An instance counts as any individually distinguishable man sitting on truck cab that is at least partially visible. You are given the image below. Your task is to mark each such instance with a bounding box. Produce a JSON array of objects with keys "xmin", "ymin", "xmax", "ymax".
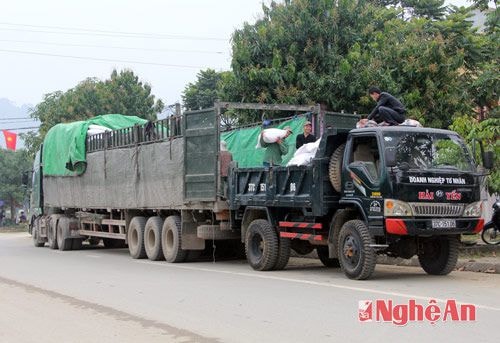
[
  {"xmin": 367, "ymin": 87, "xmax": 406, "ymax": 125},
  {"xmin": 261, "ymin": 122, "xmax": 292, "ymax": 167}
]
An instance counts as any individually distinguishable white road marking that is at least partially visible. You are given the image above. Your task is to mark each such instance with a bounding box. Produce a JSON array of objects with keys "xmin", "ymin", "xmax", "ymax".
[
  {"xmin": 85, "ymin": 254, "xmax": 102, "ymax": 258},
  {"xmin": 134, "ymin": 260, "xmax": 500, "ymax": 312}
]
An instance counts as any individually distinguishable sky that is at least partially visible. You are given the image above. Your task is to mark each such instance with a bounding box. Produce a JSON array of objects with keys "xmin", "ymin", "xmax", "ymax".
[{"xmin": 0, "ymin": 0, "xmax": 477, "ymax": 109}]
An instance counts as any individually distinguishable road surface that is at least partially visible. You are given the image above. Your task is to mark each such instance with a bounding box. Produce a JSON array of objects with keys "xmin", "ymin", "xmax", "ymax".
[{"xmin": 1, "ymin": 231, "xmax": 499, "ymax": 343}]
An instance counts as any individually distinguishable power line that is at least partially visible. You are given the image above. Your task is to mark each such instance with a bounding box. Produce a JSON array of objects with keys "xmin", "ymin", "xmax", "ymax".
[
  {"xmin": 0, "ymin": 49, "xmax": 214, "ymax": 69},
  {"xmin": 0, "ymin": 24, "xmax": 227, "ymax": 41},
  {"xmin": 1, "ymin": 126, "xmax": 39, "ymax": 131},
  {"xmin": 0, "ymin": 39, "xmax": 224, "ymax": 54},
  {"xmin": 0, "ymin": 120, "xmax": 37, "ymax": 124},
  {"xmin": 0, "ymin": 117, "xmax": 32, "ymax": 120}
]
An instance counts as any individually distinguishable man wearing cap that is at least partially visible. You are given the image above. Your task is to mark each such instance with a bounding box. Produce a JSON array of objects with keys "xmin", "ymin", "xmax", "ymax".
[
  {"xmin": 296, "ymin": 121, "xmax": 316, "ymax": 149},
  {"xmin": 260, "ymin": 124, "xmax": 292, "ymax": 167}
]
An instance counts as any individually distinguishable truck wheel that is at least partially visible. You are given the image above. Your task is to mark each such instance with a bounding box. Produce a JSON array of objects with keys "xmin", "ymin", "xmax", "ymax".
[
  {"xmin": 144, "ymin": 216, "xmax": 165, "ymax": 261},
  {"xmin": 338, "ymin": 220, "xmax": 376, "ymax": 280},
  {"xmin": 32, "ymin": 223, "xmax": 44, "ymax": 248},
  {"xmin": 329, "ymin": 143, "xmax": 345, "ymax": 193},
  {"xmin": 57, "ymin": 221, "xmax": 72, "ymax": 251},
  {"xmin": 245, "ymin": 219, "xmax": 279, "ymax": 271},
  {"xmin": 47, "ymin": 219, "xmax": 58, "ymax": 250},
  {"xmin": 128, "ymin": 216, "xmax": 147, "ymax": 259},
  {"xmin": 197, "ymin": 225, "xmax": 240, "ymax": 240},
  {"xmin": 316, "ymin": 246, "xmax": 340, "ymax": 268},
  {"xmin": 418, "ymin": 236, "xmax": 459, "ymax": 275},
  {"xmin": 162, "ymin": 215, "xmax": 187, "ymax": 263},
  {"xmin": 273, "ymin": 237, "xmax": 291, "ymax": 270}
]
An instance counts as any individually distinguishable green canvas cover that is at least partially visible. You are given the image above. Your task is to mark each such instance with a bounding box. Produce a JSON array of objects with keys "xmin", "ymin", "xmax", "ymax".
[
  {"xmin": 42, "ymin": 114, "xmax": 147, "ymax": 176},
  {"xmin": 221, "ymin": 117, "xmax": 306, "ymax": 168}
]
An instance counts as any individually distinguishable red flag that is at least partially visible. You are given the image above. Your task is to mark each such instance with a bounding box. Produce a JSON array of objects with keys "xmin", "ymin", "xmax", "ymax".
[{"xmin": 2, "ymin": 130, "xmax": 17, "ymax": 151}]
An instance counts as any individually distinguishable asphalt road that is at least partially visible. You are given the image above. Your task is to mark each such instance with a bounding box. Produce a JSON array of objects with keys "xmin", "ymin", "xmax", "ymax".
[{"xmin": 1, "ymin": 231, "xmax": 499, "ymax": 343}]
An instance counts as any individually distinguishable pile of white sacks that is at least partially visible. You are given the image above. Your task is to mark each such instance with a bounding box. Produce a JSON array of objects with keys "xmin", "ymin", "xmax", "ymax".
[{"xmin": 286, "ymin": 139, "xmax": 321, "ymax": 167}]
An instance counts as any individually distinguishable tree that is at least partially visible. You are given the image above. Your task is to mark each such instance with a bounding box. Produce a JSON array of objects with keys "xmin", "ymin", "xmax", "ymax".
[
  {"xmin": 23, "ymin": 69, "xmax": 164, "ymax": 156},
  {"xmin": 182, "ymin": 69, "xmax": 226, "ymax": 110},
  {"xmin": 0, "ymin": 149, "xmax": 31, "ymax": 221}
]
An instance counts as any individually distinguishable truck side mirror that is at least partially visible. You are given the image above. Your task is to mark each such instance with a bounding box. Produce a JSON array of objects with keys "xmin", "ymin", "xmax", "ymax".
[
  {"xmin": 21, "ymin": 171, "xmax": 29, "ymax": 186},
  {"xmin": 483, "ymin": 151, "xmax": 494, "ymax": 169},
  {"xmin": 385, "ymin": 148, "xmax": 397, "ymax": 167}
]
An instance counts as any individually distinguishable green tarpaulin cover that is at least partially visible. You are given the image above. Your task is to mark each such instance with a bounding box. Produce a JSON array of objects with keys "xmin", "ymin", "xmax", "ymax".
[
  {"xmin": 221, "ymin": 117, "xmax": 307, "ymax": 168},
  {"xmin": 42, "ymin": 114, "xmax": 147, "ymax": 176}
]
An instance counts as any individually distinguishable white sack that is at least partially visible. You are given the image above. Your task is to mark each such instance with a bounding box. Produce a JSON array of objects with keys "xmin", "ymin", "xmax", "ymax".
[{"xmin": 255, "ymin": 128, "xmax": 289, "ymax": 148}]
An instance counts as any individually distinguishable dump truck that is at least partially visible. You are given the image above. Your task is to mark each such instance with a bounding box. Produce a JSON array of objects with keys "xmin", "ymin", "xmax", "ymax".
[{"xmin": 28, "ymin": 102, "xmax": 493, "ymax": 280}]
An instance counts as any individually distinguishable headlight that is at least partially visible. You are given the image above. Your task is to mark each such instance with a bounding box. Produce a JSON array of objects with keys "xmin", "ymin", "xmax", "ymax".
[
  {"xmin": 384, "ymin": 199, "xmax": 413, "ymax": 217},
  {"xmin": 463, "ymin": 201, "xmax": 482, "ymax": 217}
]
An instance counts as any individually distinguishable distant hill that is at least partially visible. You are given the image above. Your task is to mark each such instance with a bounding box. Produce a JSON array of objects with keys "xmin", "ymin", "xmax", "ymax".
[{"xmin": 0, "ymin": 98, "xmax": 37, "ymax": 150}]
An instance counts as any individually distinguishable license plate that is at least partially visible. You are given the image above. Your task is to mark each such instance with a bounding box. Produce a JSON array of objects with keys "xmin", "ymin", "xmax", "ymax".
[{"xmin": 431, "ymin": 219, "xmax": 456, "ymax": 229}]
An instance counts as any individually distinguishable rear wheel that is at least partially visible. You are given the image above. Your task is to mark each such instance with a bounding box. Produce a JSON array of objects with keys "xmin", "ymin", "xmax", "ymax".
[
  {"xmin": 144, "ymin": 216, "xmax": 164, "ymax": 261},
  {"xmin": 32, "ymin": 219, "xmax": 44, "ymax": 247},
  {"xmin": 273, "ymin": 237, "xmax": 291, "ymax": 270},
  {"xmin": 418, "ymin": 236, "xmax": 459, "ymax": 275},
  {"xmin": 128, "ymin": 216, "xmax": 147, "ymax": 259},
  {"xmin": 57, "ymin": 222, "xmax": 72, "ymax": 251},
  {"xmin": 316, "ymin": 246, "xmax": 340, "ymax": 268},
  {"xmin": 245, "ymin": 219, "xmax": 278, "ymax": 271},
  {"xmin": 481, "ymin": 226, "xmax": 500, "ymax": 245},
  {"xmin": 47, "ymin": 218, "xmax": 58, "ymax": 250},
  {"xmin": 162, "ymin": 215, "xmax": 187, "ymax": 263},
  {"xmin": 337, "ymin": 220, "xmax": 376, "ymax": 280}
]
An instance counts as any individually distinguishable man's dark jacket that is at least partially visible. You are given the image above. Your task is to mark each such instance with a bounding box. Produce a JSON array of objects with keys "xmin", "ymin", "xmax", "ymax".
[{"xmin": 368, "ymin": 92, "xmax": 406, "ymax": 120}]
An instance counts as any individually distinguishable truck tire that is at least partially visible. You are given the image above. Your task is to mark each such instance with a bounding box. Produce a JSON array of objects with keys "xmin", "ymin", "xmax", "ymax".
[
  {"xmin": 47, "ymin": 218, "xmax": 58, "ymax": 250},
  {"xmin": 57, "ymin": 220, "xmax": 72, "ymax": 251},
  {"xmin": 103, "ymin": 238, "xmax": 126, "ymax": 249},
  {"xmin": 329, "ymin": 143, "xmax": 345, "ymax": 193},
  {"xmin": 32, "ymin": 221, "xmax": 45, "ymax": 247},
  {"xmin": 316, "ymin": 246, "xmax": 340, "ymax": 268},
  {"xmin": 162, "ymin": 215, "xmax": 187, "ymax": 263},
  {"xmin": 197, "ymin": 225, "xmax": 240, "ymax": 240},
  {"xmin": 273, "ymin": 237, "xmax": 291, "ymax": 270},
  {"xmin": 418, "ymin": 236, "xmax": 459, "ymax": 275},
  {"xmin": 245, "ymin": 219, "xmax": 279, "ymax": 271},
  {"xmin": 144, "ymin": 216, "xmax": 165, "ymax": 261},
  {"xmin": 128, "ymin": 216, "xmax": 147, "ymax": 259},
  {"xmin": 337, "ymin": 220, "xmax": 376, "ymax": 280}
]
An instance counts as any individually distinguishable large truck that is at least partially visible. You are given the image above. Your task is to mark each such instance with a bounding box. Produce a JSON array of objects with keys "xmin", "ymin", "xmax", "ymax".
[{"xmin": 28, "ymin": 102, "xmax": 493, "ymax": 279}]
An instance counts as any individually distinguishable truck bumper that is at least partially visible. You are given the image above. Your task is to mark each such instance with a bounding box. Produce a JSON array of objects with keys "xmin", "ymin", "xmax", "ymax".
[{"xmin": 385, "ymin": 218, "xmax": 484, "ymax": 236}]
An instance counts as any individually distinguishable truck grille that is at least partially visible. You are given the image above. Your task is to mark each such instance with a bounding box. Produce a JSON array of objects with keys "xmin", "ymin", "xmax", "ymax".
[{"xmin": 409, "ymin": 203, "xmax": 464, "ymax": 217}]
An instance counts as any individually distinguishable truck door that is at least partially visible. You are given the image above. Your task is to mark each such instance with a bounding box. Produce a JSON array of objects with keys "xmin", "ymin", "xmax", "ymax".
[
  {"xmin": 183, "ymin": 108, "xmax": 218, "ymax": 201},
  {"xmin": 343, "ymin": 134, "xmax": 383, "ymax": 216}
]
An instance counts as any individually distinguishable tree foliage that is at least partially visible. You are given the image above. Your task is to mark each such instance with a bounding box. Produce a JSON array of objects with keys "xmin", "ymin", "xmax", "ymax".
[
  {"xmin": 182, "ymin": 69, "xmax": 228, "ymax": 110},
  {"xmin": 0, "ymin": 149, "xmax": 31, "ymax": 220},
  {"xmin": 23, "ymin": 69, "xmax": 164, "ymax": 156}
]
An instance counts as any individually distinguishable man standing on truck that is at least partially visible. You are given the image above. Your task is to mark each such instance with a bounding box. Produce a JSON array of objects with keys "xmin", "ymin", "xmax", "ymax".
[
  {"xmin": 295, "ymin": 121, "xmax": 316, "ymax": 149},
  {"xmin": 261, "ymin": 124, "xmax": 292, "ymax": 167},
  {"xmin": 367, "ymin": 87, "xmax": 406, "ymax": 125}
]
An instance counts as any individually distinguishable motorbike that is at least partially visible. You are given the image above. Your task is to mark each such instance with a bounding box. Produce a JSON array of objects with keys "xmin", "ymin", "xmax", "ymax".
[{"xmin": 481, "ymin": 200, "xmax": 500, "ymax": 245}]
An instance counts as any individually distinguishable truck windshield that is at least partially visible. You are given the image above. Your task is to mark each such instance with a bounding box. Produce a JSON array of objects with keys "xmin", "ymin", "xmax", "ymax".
[{"xmin": 383, "ymin": 131, "xmax": 475, "ymax": 172}]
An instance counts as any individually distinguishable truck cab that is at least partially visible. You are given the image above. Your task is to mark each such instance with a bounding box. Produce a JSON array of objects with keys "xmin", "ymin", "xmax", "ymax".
[{"xmin": 332, "ymin": 126, "xmax": 485, "ymax": 278}]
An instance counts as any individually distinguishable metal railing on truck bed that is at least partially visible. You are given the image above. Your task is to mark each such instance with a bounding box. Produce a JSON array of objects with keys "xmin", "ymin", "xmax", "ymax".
[{"xmin": 86, "ymin": 116, "xmax": 183, "ymax": 153}]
